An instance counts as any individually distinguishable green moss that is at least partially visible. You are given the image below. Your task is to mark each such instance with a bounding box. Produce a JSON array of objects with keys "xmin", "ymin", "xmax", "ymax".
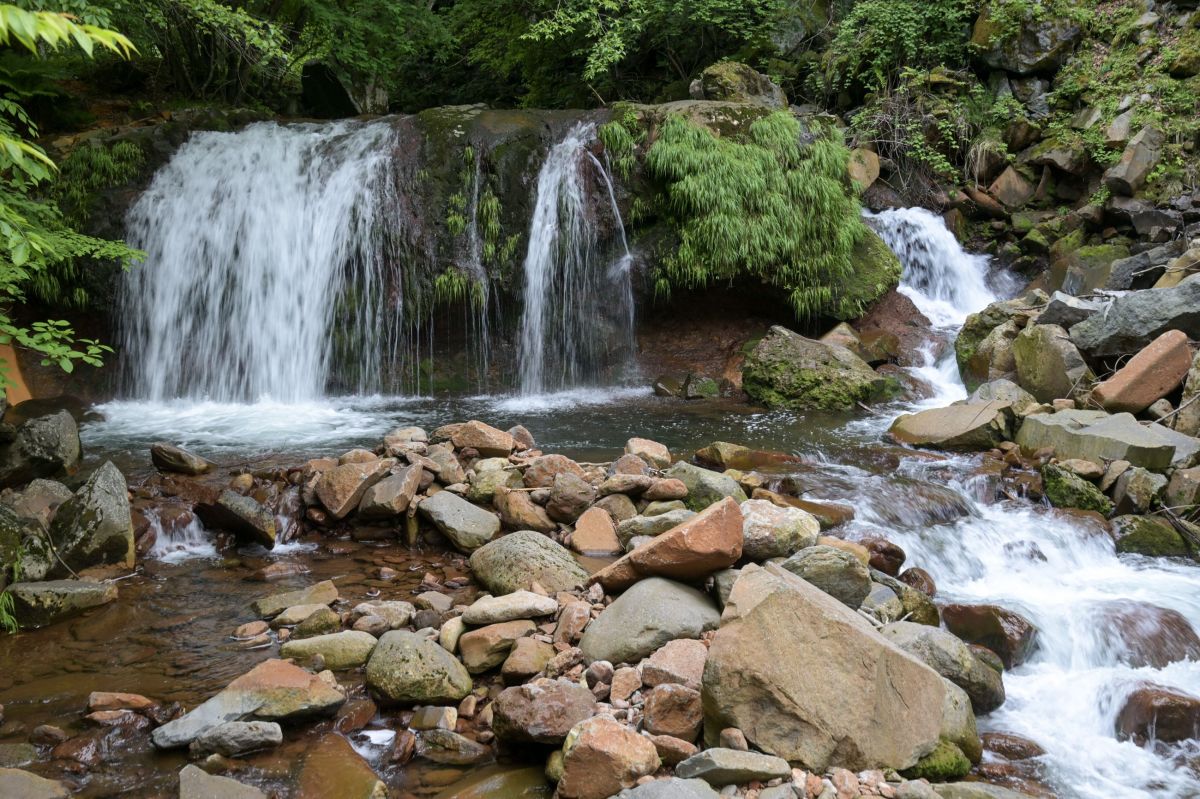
[
  {"xmin": 831, "ymin": 232, "xmax": 902, "ymax": 319},
  {"xmin": 1042, "ymin": 463, "xmax": 1113, "ymax": 515},
  {"xmin": 1112, "ymin": 515, "xmax": 1190, "ymax": 557},
  {"xmin": 901, "ymin": 738, "xmax": 972, "ymax": 782}
]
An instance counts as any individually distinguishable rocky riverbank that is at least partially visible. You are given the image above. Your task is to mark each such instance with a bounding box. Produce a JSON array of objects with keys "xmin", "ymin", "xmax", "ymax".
[{"xmin": 5, "ymin": 385, "xmax": 1198, "ymax": 798}]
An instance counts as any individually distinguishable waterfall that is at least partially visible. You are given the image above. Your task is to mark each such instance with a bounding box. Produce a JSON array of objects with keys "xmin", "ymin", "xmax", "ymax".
[
  {"xmin": 517, "ymin": 123, "xmax": 635, "ymax": 395},
  {"xmin": 119, "ymin": 120, "xmax": 405, "ymax": 402}
]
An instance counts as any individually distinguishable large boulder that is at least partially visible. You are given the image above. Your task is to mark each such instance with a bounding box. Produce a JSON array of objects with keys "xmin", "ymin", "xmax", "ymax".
[
  {"xmin": 780, "ymin": 544, "xmax": 871, "ymax": 608},
  {"xmin": 0, "ymin": 504, "xmax": 53, "ymax": 582},
  {"xmin": 195, "ymin": 489, "xmax": 276, "ymax": 548},
  {"xmin": 1041, "ymin": 463, "xmax": 1113, "ymax": 515},
  {"xmin": 739, "ymin": 499, "xmax": 819, "ymax": 561},
  {"xmin": 48, "ymin": 461, "xmax": 134, "ymax": 574},
  {"xmin": 1103, "ymin": 127, "xmax": 1165, "ymax": 196},
  {"xmin": 941, "ymin": 604, "xmax": 1038, "ymax": 669},
  {"xmin": 1090, "ymin": 600, "xmax": 1200, "ymax": 668},
  {"xmin": 468, "ymin": 530, "xmax": 588, "ymax": 595},
  {"xmin": 492, "ymin": 678, "xmax": 596, "ymax": 745},
  {"xmin": 1091, "ymin": 330, "xmax": 1192, "ymax": 414},
  {"xmin": 580, "ymin": 578, "xmax": 720, "ymax": 665},
  {"xmin": 1115, "ymin": 683, "xmax": 1200, "ymax": 743},
  {"xmin": 742, "ymin": 326, "xmax": 900, "ymax": 412},
  {"xmin": 1012, "ymin": 324, "xmax": 1093, "ymax": 402},
  {"xmin": 558, "ymin": 715, "xmax": 660, "ymax": 799},
  {"xmin": 418, "ymin": 491, "xmax": 500, "ymax": 552},
  {"xmin": 365, "ymin": 630, "xmax": 473, "ymax": 704},
  {"xmin": 7, "ymin": 579, "xmax": 117, "ymax": 628},
  {"xmin": 697, "ymin": 61, "xmax": 787, "ymax": 108},
  {"xmin": 955, "ymin": 293, "xmax": 1045, "ymax": 391},
  {"xmin": 589, "ymin": 498, "xmax": 743, "ymax": 592},
  {"xmin": 880, "ymin": 621, "xmax": 1005, "ymax": 714},
  {"xmin": 358, "ymin": 465, "xmax": 422, "ymax": 519},
  {"xmin": 0, "ymin": 411, "xmax": 80, "ymax": 489},
  {"xmin": 1070, "ymin": 279, "xmax": 1200, "ymax": 358},
  {"xmin": 1015, "ymin": 410, "xmax": 1176, "ymax": 471},
  {"xmin": 702, "ymin": 564, "xmax": 944, "ymax": 770},
  {"xmin": 888, "ymin": 402, "xmax": 1013, "ymax": 451},
  {"xmin": 280, "ymin": 630, "xmax": 377, "ymax": 670},
  {"xmin": 151, "ymin": 659, "xmax": 345, "ymax": 748},
  {"xmin": 149, "ymin": 443, "xmax": 212, "ymax": 475},
  {"xmin": 315, "ymin": 458, "xmax": 391, "ymax": 519},
  {"xmin": 971, "ymin": 4, "xmax": 1081, "ymax": 75},
  {"xmin": 1110, "ymin": 515, "xmax": 1189, "ymax": 557},
  {"xmin": 664, "ymin": 462, "xmax": 747, "ymax": 512}
]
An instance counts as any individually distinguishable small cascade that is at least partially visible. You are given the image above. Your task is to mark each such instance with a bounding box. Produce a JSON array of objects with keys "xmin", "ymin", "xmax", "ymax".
[
  {"xmin": 147, "ymin": 510, "xmax": 216, "ymax": 562},
  {"xmin": 120, "ymin": 120, "xmax": 405, "ymax": 402},
  {"xmin": 517, "ymin": 123, "xmax": 635, "ymax": 395}
]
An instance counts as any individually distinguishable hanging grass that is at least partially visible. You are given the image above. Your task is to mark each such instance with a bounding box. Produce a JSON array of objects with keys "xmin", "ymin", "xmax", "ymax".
[
  {"xmin": 644, "ymin": 111, "xmax": 872, "ymax": 320},
  {"xmin": 433, "ymin": 267, "xmax": 486, "ymax": 309}
]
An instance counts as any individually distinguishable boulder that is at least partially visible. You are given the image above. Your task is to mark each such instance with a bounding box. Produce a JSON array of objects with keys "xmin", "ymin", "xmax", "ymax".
[
  {"xmin": 880, "ymin": 621, "xmax": 1005, "ymax": 714},
  {"xmin": 703, "ymin": 564, "xmax": 944, "ymax": 770},
  {"xmin": 739, "ymin": 499, "xmax": 819, "ymax": 561},
  {"xmin": 742, "ymin": 326, "xmax": 900, "ymax": 412},
  {"xmin": 955, "ymin": 293, "xmax": 1046, "ymax": 390},
  {"xmin": 558, "ymin": 715, "xmax": 660, "ymax": 799},
  {"xmin": 987, "ymin": 167, "xmax": 1034, "ymax": 208},
  {"xmin": 580, "ymin": 578, "xmax": 720, "ymax": 665},
  {"xmin": 889, "ymin": 402, "xmax": 1013, "ymax": 451},
  {"xmin": 523, "ymin": 454, "xmax": 587, "ymax": 489},
  {"xmin": 365, "ymin": 630, "xmax": 472, "ymax": 704},
  {"xmin": 462, "ymin": 591, "xmax": 557, "ymax": 625},
  {"xmin": 494, "ymin": 486, "xmax": 556, "ymax": 533},
  {"xmin": 195, "ymin": 489, "xmax": 275, "ymax": 548},
  {"xmin": 358, "ymin": 465, "xmax": 422, "ymax": 519},
  {"xmin": 459, "ymin": 620, "xmax": 536, "ymax": 673},
  {"xmin": 493, "ymin": 678, "xmax": 596, "ymax": 744},
  {"xmin": 941, "ymin": 604, "xmax": 1038, "ymax": 669},
  {"xmin": 627, "ymin": 437, "xmax": 671, "ymax": 469},
  {"xmin": 179, "ymin": 764, "xmax": 265, "ymax": 799},
  {"xmin": 1112, "ymin": 467, "xmax": 1167, "ymax": 514},
  {"xmin": 1090, "ymin": 600, "xmax": 1200, "ymax": 667},
  {"xmin": 314, "ymin": 458, "xmax": 391, "ymax": 519},
  {"xmin": 675, "ymin": 748, "xmax": 791, "ymax": 784},
  {"xmin": 0, "ymin": 767, "xmax": 70, "ymax": 799},
  {"xmin": 642, "ymin": 639, "xmax": 708, "ymax": 691},
  {"xmin": 780, "ymin": 544, "xmax": 871, "ymax": 608},
  {"xmin": 47, "ymin": 461, "xmax": 134, "ymax": 574},
  {"xmin": 642, "ymin": 683, "xmax": 703, "ymax": 740},
  {"xmin": 971, "ymin": 6, "xmax": 1080, "ymax": 75},
  {"xmin": 1012, "ymin": 324, "xmax": 1093, "ymax": 402},
  {"xmin": 901, "ymin": 738, "xmax": 971, "ymax": 781},
  {"xmin": 451, "ymin": 420, "xmax": 515, "ymax": 456},
  {"xmin": 590, "ymin": 498, "xmax": 743, "ymax": 592},
  {"xmin": 149, "ymin": 442, "xmax": 212, "ymax": 475},
  {"xmin": 621, "ymin": 778, "xmax": 718, "ymax": 799},
  {"xmin": 7, "ymin": 579, "xmax": 117, "ymax": 629},
  {"xmin": 1105, "ymin": 239, "xmax": 1187, "ymax": 291},
  {"xmin": 1015, "ymin": 410, "xmax": 1176, "ymax": 470},
  {"xmin": 967, "ymin": 380, "xmax": 1038, "ymax": 415},
  {"xmin": 1103, "ymin": 127, "xmax": 1164, "ymax": 196},
  {"xmin": 1, "ymin": 478, "xmax": 72, "ymax": 530},
  {"xmin": 1070, "ymin": 279, "xmax": 1200, "ymax": 358},
  {"xmin": 280, "ymin": 630, "xmax": 377, "ymax": 670},
  {"xmin": 617, "ymin": 509, "xmax": 697, "ymax": 543},
  {"xmin": 296, "ymin": 733, "xmax": 387, "ymax": 799},
  {"xmin": 547, "ymin": 472, "xmax": 596, "ymax": 523},
  {"xmin": 1037, "ymin": 292, "xmax": 1103, "ymax": 329},
  {"xmin": 941, "ymin": 680, "xmax": 982, "ymax": 764},
  {"xmin": 151, "ymin": 659, "xmax": 345, "ymax": 748},
  {"xmin": 419, "ymin": 490, "xmax": 500, "ymax": 552},
  {"xmin": 469, "ymin": 530, "xmax": 588, "ymax": 595},
  {"xmin": 570, "ymin": 507, "xmax": 622, "ymax": 556},
  {"xmin": 1042, "ymin": 463, "xmax": 1113, "ymax": 515},
  {"xmin": 849, "ymin": 147, "xmax": 881, "ymax": 190},
  {"xmin": 1092, "ymin": 330, "xmax": 1192, "ymax": 413},
  {"xmin": 664, "ymin": 462, "xmax": 747, "ymax": 512},
  {"xmin": 697, "ymin": 61, "xmax": 786, "ymax": 107},
  {"xmin": 0, "ymin": 411, "xmax": 80, "ymax": 489},
  {"xmin": 188, "ymin": 720, "xmax": 282, "ymax": 757},
  {"xmin": 252, "ymin": 580, "xmax": 337, "ymax": 618},
  {"xmin": 1115, "ymin": 683, "xmax": 1200, "ymax": 743},
  {"xmin": 1111, "ymin": 515, "xmax": 1189, "ymax": 557}
]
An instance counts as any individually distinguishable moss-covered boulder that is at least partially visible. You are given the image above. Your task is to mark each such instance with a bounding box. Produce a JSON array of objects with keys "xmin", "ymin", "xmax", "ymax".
[
  {"xmin": 824, "ymin": 230, "xmax": 902, "ymax": 320},
  {"xmin": 1042, "ymin": 463, "xmax": 1113, "ymax": 515},
  {"xmin": 954, "ymin": 292, "xmax": 1047, "ymax": 391},
  {"xmin": 1111, "ymin": 515, "xmax": 1190, "ymax": 557},
  {"xmin": 970, "ymin": 2, "xmax": 1082, "ymax": 76},
  {"xmin": 901, "ymin": 738, "xmax": 972, "ymax": 781},
  {"xmin": 698, "ymin": 61, "xmax": 787, "ymax": 108},
  {"xmin": 742, "ymin": 325, "xmax": 901, "ymax": 412},
  {"xmin": 1168, "ymin": 29, "xmax": 1200, "ymax": 79}
]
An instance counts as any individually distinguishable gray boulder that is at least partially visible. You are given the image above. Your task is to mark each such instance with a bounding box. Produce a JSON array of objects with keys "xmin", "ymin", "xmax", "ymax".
[
  {"xmin": 1071, "ymin": 280, "xmax": 1200, "ymax": 357},
  {"xmin": 665, "ymin": 462, "xmax": 747, "ymax": 513},
  {"xmin": 7, "ymin": 579, "xmax": 117, "ymax": 628},
  {"xmin": 48, "ymin": 461, "xmax": 134, "ymax": 574},
  {"xmin": 188, "ymin": 721, "xmax": 282, "ymax": 757},
  {"xmin": 150, "ymin": 442, "xmax": 212, "ymax": 475},
  {"xmin": 179, "ymin": 764, "xmax": 266, "ymax": 799},
  {"xmin": 674, "ymin": 748, "xmax": 791, "ymax": 784},
  {"xmin": 195, "ymin": 489, "xmax": 275, "ymax": 548},
  {"xmin": 781, "ymin": 545, "xmax": 871, "ymax": 608},
  {"xmin": 280, "ymin": 630, "xmax": 377, "ymax": 670},
  {"xmin": 0, "ymin": 411, "xmax": 80, "ymax": 489},
  {"xmin": 617, "ymin": 509, "xmax": 697, "ymax": 544},
  {"xmin": 972, "ymin": 8, "xmax": 1080, "ymax": 75},
  {"xmin": 1104, "ymin": 240, "xmax": 1187, "ymax": 291},
  {"xmin": 1104, "ymin": 127, "xmax": 1165, "ymax": 196},
  {"xmin": 1037, "ymin": 291, "xmax": 1104, "ymax": 328},
  {"xmin": 365, "ymin": 630, "xmax": 472, "ymax": 704},
  {"xmin": 1012, "ymin": 324, "xmax": 1093, "ymax": 402},
  {"xmin": 418, "ymin": 490, "xmax": 500, "ymax": 552},
  {"xmin": 1015, "ymin": 410, "xmax": 1176, "ymax": 470},
  {"xmin": 880, "ymin": 621, "xmax": 1005, "ymax": 714},
  {"xmin": 580, "ymin": 577, "xmax": 720, "ymax": 665},
  {"xmin": 468, "ymin": 530, "xmax": 588, "ymax": 595}
]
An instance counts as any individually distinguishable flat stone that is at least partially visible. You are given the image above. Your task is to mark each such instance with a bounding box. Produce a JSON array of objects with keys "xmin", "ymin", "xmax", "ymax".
[
  {"xmin": 280, "ymin": 630, "xmax": 377, "ymax": 670},
  {"xmin": 580, "ymin": 578, "xmax": 720, "ymax": 665},
  {"xmin": 889, "ymin": 402, "xmax": 1013, "ymax": 451},
  {"xmin": 252, "ymin": 580, "xmax": 337, "ymax": 618},
  {"xmin": 418, "ymin": 490, "xmax": 500, "ymax": 553},
  {"xmin": 1092, "ymin": 330, "xmax": 1192, "ymax": 413},
  {"xmin": 1015, "ymin": 410, "xmax": 1176, "ymax": 470},
  {"xmin": 152, "ymin": 659, "xmax": 345, "ymax": 748},
  {"xmin": 178, "ymin": 764, "xmax": 266, "ymax": 799},
  {"xmin": 459, "ymin": 620, "xmax": 535, "ymax": 673},
  {"xmin": 675, "ymin": 748, "xmax": 791, "ymax": 785},
  {"xmin": 621, "ymin": 777, "xmax": 717, "ymax": 798},
  {"xmin": 271, "ymin": 603, "xmax": 328, "ymax": 627},
  {"xmin": 461, "ymin": 591, "xmax": 557, "ymax": 625},
  {"xmin": 8, "ymin": 579, "xmax": 117, "ymax": 629},
  {"xmin": 558, "ymin": 715, "xmax": 660, "ymax": 799},
  {"xmin": 88, "ymin": 691, "xmax": 157, "ymax": 712},
  {"xmin": 188, "ymin": 720, "xmax": 282, "ymax": 757}
]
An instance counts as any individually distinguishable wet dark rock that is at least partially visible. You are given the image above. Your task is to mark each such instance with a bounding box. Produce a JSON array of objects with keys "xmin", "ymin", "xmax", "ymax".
[
  {"xmin": 0, "ymin": 411, "xmax": 81, "ymax": 489},
  {"xmin": 1092, "ymin": 600, "xmax": 1200, "ymax": 668},
  {"xmin": 899, "ymin": 567, "xmax": 937, "ymax": 597},
  {"xmin": 7, "ymin": 579, "xmax": 117, "ymax": 629},
  {"xmin": 860, "ymin": 536, "xmax": 906, "ymax": 576},
  {"xmin": 149, "ymin": 442, "xmax": 212, "ymax": 475},
  {"xmin": 982, "ymin": 731, "xmax": 1046, "ymax": 761},
  {"xmin": 942, "ymin": 604, "xmax": 1039, "ymax": 669},
  {"xmin": 492, "ymin": 678, "xmax": 596, "ymax": 745},
  {"xmin": 1115, "ymin": 683, "xmax": 1200, "ymax": 743},
  {"xmin": 48, "ymin": 461, "xmax": 134, "ymax": 574},
  {"xmin": 195, "ymin": 489, "xmax": 275, "ymax": 548}
]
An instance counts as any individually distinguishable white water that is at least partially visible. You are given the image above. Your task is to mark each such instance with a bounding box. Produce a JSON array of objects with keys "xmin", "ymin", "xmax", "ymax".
[
  {"xmin": 517, "ymin": 123, "xmax": 636, "ymax": 394},
  {"xmin": 863, "ymin": 209, "xmax": 1200, "ymax": 798},
  {"xmin": 120, "ymin": 120, "xmax": 403, "ymax": 402},
  {"xmin": 147, "ymin": 510, "xmax": 216, "ymax": 562}
]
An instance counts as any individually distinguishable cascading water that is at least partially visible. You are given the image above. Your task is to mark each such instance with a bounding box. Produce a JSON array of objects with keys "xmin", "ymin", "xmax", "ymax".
[
  {"xmin": 517, "ymin": 123, "xmax": 635, "ymax": 395},
  {"xmin": 119, "ymin": 120, "xmax": 405, "ymax": 402},
  {"xmin": 853, "ymin": 208, "xmax": 1200, "ymax": 797}
]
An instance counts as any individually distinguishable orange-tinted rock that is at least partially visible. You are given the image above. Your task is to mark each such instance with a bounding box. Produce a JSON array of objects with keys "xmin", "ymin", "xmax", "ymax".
[
  {"xmin": 942, "ymin": 603, "xmax": 1039, "ymax": 669},
  {"xmin": 641, "ymin": 639, "xmax": 707, "ymax": 691},
  {"xmin": 1092, "ymin": 330, "xmax": 1192, "ymax": 413},
  {"xmin": 642, "ymin": 684, "xmax": 702, "ymax": 740},
  {"xmin": 590, "ymin": 498, "xmax": 743, "ymax": 591},
  {"xmin": 899, "ymin": 567, "xmax": 937, "ymax": 597},
  {"xmin": 625, "ymin": 438, "xmax": 671, "ymax": 469},
  {"xmin": 982, "ymin": 731, "xmax": 1046, "ymax": 761},
  {"xmin": 1115, "ymin": 683, "xmax": 1200, "ymax": 743},
  {"xmin": 643, "ymin": 478, "xmax": 689, "ymax": 501},
  {"xmin": 314, "ymin": 459, "xmax": 392, "ymax": 519},
  {"xmin": 989, "ymin": 166, "xmax": 1035, "ymax": 208},
  {"xmin": 451, "ymin": 421, "xmax": 515, "ymax": 457},
  {"xmin": 558, "ymin": 716, "xmax": 660, "ymax": 799},
  {"xmin": 493, "ymin": 487, "xmax": 555, "ymax": 533},
  {"xmin": 649, "ymin": 734, "xmax": 698, "ymax": 765},
  {"xmin": 860, "ymin": 537, "xmax": 906, "ymax": 576},
  {"xmin": 492, "ymin": 678, "xmax": 596, "ymax": 744},
  {"xmin": 523, "ymin": 454, "xmax": 587, "ymax": 489},
  {"xmin": 571, "ymin": 507, "xmax": 622, "ymax": 556},
  {"xmin": 750, "ymin": 488, "xmax": 854, "ymax": 529},
  {"xmin": 87, "ymin": 691, "xmax": 157, "ymax": 713}
]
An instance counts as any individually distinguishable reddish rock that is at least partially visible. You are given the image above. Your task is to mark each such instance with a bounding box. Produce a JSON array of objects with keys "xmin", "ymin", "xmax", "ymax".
[
  {"xmin": 554, "ymin": 601, "xmax": 593, "ymax": 644},
  {"xmin": 610, "ymin": 453, "xmax": 652, "ymax": 476},
  {"xmin": 558, "ymin": 716, "xmax": 660, "ymax": 799},
  {"xmin": 750, "ymin": 488, "xmax": 854, "ymax": 528},
  {"xmin": 641, "ymin": 639, "xmax": 707, "ymax": 691},
  {"xmin": 590, "ymin": 497, "xmax": 743, "ymax": 591},
  {"xmin": 989, "ymin": 166, "xmax": 1035, "ymax": 208},
  {"xmin": 942, "ymin": 603, "xmax": 1039, "ymax": 668},
  {"xmin": 84, "ymin": 710, "xmax": 149, "ymax": 729},
  {"xmin": 458, "ymin": 620, "xmax": 536, "ymax": 673},
  {"xmin": 1093, "ymin": 600, "xmax": 1200, "ymax": 668},
  {"xmin": 523, "ymin": 455, "xmax": 587, "ymax": 489},
  {"xmin": 611, "ymin": 667, "xmax": 641, "ymax": 703},
  {"xmin": 571, "ymin": 507, "xmax": 622, "ymax": 556},
  {"xmin": 493, "ymin": 487, "xmax": 556, "ymax": 534},
  {"xmin": 643, "ymin": 478, "xmax": 689, "ymax": 501},
  {"xmin": 982, "ymin": 731, "xmax": 1046, "ymax": 761},
  {"xmin": 642, "ymin": 684, "xmax": 702, "ymax": 741},
  {"xmin": 314, "ymin": 459, "xmax": 392, "ymax": 519},
  {"xmin": 853, "ymin": 289, "xmax": 936, "ymax": 367},
  {"xmin": 87, "ymin": 691, "xmax": 157, "ymax": 713},
  {"xmin": 899, "ymin": 567, "xmax": 937, "ymax": 597},
  {"xmin": 1091, "ymin": 330, "xmax": 1193, "ymax": 413},
  {"xmin": 451, "ymin": 421, "xmax": 515, "ymax": 457},
  {"xmin": 860, "ymin": 537, "xmax": 906, "ymax": 576},
  {"xmin": 649, "ymin": 734, "xmax": 697, "ymax": 765},
  {"xmin": 334, "ymin": 698, "xmax": 378, "ymax": 734},
  {"xmin": 492, "ymin": 678, "xmax": 596, "ymax": 744},
  {"xmin": 1115, "ymin": 683, "xmax": 1200, "ymax": 743},
  {"xmin": 626, "ymin": 438, "xmax": 671, "ymax": 469}
]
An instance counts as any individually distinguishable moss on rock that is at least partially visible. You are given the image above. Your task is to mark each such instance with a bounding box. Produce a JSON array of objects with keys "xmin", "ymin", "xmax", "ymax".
[
  {"xmin": 1042, "ymin": 463, "xmax": 1113, "ymax": 515},
  {"xmin": 901, "ymin": 738, "xmax": 972, "ymax": 781},
  {"xmin": 1111, "ymin": 515, "xmax": 1190, "ymax": 557}
]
